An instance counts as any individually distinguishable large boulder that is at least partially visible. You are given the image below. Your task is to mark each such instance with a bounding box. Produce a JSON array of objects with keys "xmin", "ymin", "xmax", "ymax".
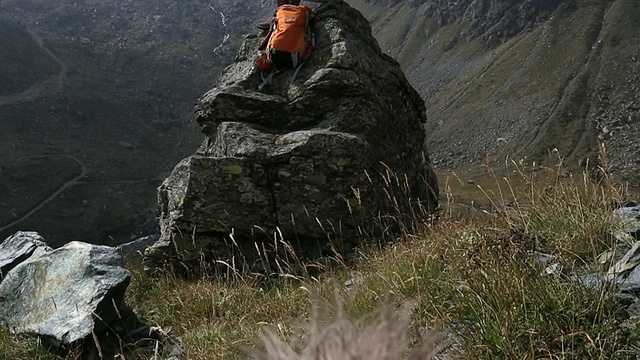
[
  {"xmin": 0, "ymin": 235, "xmax": 131, "ymax": 346},
  {"xmin": 144, "ymin": 1, "xmax": 439, "ymax": 269}
]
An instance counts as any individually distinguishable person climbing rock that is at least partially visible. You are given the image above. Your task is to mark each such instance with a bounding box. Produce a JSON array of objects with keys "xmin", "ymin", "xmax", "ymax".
[{"xmin": 254, "ymin": 0, "xmax": 315, "ymax": 89}]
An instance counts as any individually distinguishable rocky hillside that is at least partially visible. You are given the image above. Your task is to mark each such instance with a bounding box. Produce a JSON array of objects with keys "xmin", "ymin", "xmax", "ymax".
[
  {"xmin": 351, "ymin": 0, "xmax": 640, "ymax": 190},
  {"xmin": 0, "ymin": 13, "xmax": 59, "ymax": 96},
  {"xmin": 0, "ymin": 0, "xmax": 273, "ymax": 246}
]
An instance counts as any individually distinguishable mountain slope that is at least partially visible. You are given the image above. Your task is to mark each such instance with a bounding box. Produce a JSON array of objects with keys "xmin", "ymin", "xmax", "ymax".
[
  {"xmin": 351, "ymin": 0, "xmax": 640, "ymax": 189},
  {"xmin": 0, "ymin": 13, "xmax": 60, "ymax": 96},
  {"xmin": 0, "ymin": 0, "xmax": 272, "ymax": 245}
]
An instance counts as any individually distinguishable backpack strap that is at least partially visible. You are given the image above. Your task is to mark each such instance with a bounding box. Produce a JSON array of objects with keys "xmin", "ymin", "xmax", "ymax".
[
  {"xmin": 290, "ymin": 59, "xmax": 307, "ymax": 84},
  {"xmin": 258, "ymin": 72, "xmax": 274, "ymax": 90}
]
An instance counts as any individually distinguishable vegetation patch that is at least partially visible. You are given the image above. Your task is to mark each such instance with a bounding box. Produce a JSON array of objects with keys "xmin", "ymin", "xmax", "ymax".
[{"xmin": 2, "ymin": 151, "xmax": 637, "ymax": 359}]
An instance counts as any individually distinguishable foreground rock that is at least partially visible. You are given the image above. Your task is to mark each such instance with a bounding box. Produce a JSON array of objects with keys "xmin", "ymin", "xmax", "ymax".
[
  {"xmin": 614, "ymin": 203, "xmax": 640, "ymax": 241},
  {"xmin": 0, "ymin": 231, "xmax": 50, "ymax": 278},
  {"xmin": 560, "ymin": 203, "xmax": 640, "ymax": 322},
  {"xmin": 144, "ymin": 1, "xmax": 439, "ymax": 270},
  {"xmin": 0, "ymin": 231, "xmax": 183, "ymax": 357},
  {"xmin": 0, "ymin": 233, "xmax": 131, "ymax": 345}
]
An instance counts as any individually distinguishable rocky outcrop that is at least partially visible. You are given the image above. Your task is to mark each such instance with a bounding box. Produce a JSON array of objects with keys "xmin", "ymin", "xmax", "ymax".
[
  {"xmin": 0, "ymin": 232, "xmax": 130, "ymax": 346},
  {"xmin": 144, "ymin": 1, "xmax": 439, "ymax": 270}
]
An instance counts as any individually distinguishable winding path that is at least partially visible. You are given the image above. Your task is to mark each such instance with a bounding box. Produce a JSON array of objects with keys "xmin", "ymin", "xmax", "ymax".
[
  {"xmin": 0, "ymin": 154, "xmax": 167, "ymax": 233},
  {"xmin": 0, "ymin": 155, "xmax": 87, "ymax": 233}
]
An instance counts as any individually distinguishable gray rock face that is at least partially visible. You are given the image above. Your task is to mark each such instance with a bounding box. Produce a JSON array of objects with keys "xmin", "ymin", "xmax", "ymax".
[
  {"xmin": 0, "ymin": 231, "xmax": 51, "ymax": 278},
  {"xmin": 614, "ymin": 204, "xmax": 640, "ymax": 220},
  {"xmin": 145, "ymin": 1, "xmax": 439, "ymax": 268},
  {"xmin": 0, "ymin": 238, "xmax": 131, "ymax": 346},
  {"xmin": 614, "ymin": 204, "xmax": 640, "ymax": 241}
]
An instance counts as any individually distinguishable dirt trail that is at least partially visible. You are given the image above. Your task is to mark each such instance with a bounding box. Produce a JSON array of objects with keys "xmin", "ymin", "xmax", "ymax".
[
  {"xmin": 0, "ymin": 28, "xmax": 68, "ymax": 107},
  {"xmin": 0, "ymin": 153, "xmax": 166, "ymax": 233},
  {"xmin": 0, "ymin": 155, "xmax": 87, "ymax": 233}
]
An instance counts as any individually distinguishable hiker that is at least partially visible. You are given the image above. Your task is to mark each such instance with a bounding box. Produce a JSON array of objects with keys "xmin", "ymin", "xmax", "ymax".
[{"xmin": 254, "ymin": 0, "xmax": 314, "ymax": 89}]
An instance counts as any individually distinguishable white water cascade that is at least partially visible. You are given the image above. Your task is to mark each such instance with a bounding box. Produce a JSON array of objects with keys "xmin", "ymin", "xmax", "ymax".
[{"xmin": 207, "ymin": 0, "xmax": 230, "ymax": 56}]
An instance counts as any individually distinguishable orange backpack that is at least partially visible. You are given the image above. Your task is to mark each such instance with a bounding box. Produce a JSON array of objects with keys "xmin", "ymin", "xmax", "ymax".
[{"xmin": 255, "ymin": 4, "xmax": 314, "ymax": 74}]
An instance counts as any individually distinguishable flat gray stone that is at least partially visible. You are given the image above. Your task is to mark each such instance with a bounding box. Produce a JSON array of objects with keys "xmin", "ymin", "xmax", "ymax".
[
  {"xmin": 618, "ymin": 265, "xmax": 640, "ymax": 294},
  {"xmin": 614, "ymin": 205, "xmax": 640, "ymax": 220},
  {"xmin": 0, "ymin": 231, "xmax": 51, "ymax": 279},
  {"xmin": 0, "ymin": 241, "xmax": 131, "ymax": 345}
]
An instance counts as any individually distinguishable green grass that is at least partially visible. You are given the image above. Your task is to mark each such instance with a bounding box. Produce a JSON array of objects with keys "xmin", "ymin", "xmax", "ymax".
[{"xmin": 1, "ymin": 152, "xmax": 637, "ymax": 359}]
